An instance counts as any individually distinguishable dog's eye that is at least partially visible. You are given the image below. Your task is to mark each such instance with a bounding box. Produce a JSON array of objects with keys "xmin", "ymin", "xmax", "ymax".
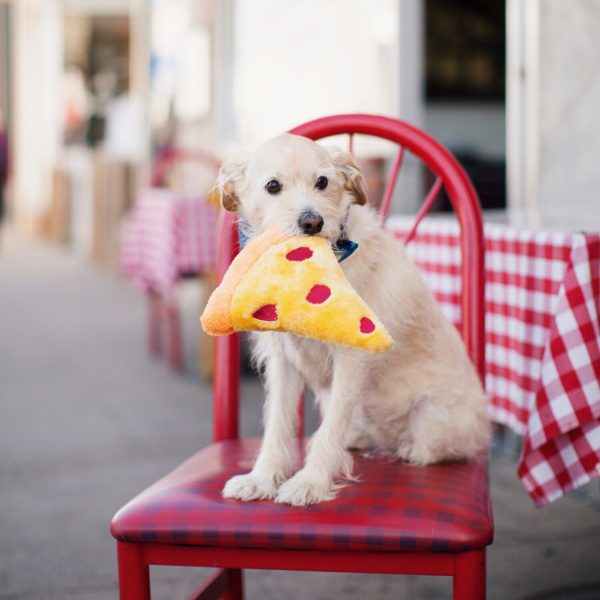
[
  {"xmin": 315, "ymin": 176, "xmax": 328, "ymax": 191},
  {"xmin": 265, "ymin": 179, "xmax": 282, "ymax": 195}
]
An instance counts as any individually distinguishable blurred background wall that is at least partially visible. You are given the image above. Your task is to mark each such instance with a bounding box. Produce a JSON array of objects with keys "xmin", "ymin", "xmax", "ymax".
[
  {"xmin": 0, "ymin": 0, "xmax": 599, "ymax": 250},
  {"xmin": 507, "ymin": 0, "xmax": 600, "ymax": 229}
]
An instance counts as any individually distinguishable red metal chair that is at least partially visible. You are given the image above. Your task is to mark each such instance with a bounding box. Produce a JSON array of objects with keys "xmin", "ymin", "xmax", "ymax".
[
  {"xmin": 111, "ymin": 114, "xmax": 492, "ymax": 599},
  {"xmin": 145, "ymin": 147, "xmax": 221, "ymax": 371}
]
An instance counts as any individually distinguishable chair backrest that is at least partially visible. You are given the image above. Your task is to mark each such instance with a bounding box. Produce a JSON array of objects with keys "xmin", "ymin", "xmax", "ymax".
[{"xmin": 212, "ymin": 114, "xmax": 485, "ymax": 442}]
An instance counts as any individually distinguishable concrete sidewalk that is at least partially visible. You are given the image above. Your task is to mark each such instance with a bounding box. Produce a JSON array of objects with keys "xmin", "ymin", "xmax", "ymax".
[{"xmin": 1, "ymin": 234, "xmax": 598, "ymax": 599}]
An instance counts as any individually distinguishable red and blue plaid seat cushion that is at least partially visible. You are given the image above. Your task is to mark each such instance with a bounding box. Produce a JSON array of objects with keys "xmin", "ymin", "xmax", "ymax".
[{"xmin": 111, "ymin": 439, "xmax": 493, "ymax": 553}]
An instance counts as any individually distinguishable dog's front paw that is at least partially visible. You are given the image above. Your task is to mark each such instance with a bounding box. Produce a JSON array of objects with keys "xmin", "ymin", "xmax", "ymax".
[
  {"xmin": 222, "ymin": 472, "xmax": 279, "ymax": 501},
  {"xmin": 275, "ymin": 471, "xmax": 334, "ymax": 506}
]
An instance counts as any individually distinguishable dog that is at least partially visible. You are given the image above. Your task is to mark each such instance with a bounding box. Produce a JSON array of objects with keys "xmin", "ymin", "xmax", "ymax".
[{"xmin": 216, "ymin": 133, "xmax": 490, "ymax": 506}]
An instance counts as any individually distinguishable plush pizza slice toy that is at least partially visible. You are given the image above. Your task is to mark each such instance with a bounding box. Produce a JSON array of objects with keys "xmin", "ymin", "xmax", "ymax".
[{"xmin": 200, "ymin": 229, "xmax": 394, "ymax": 353}]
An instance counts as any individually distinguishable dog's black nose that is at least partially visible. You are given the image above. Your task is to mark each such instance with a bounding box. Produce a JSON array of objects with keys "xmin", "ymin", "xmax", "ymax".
[{"xmin": 298, "ymin": 212, "xmax": 324, "ymax": 235}]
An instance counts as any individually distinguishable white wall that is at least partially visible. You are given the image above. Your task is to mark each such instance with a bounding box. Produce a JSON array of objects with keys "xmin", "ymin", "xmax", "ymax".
[
  {"xmin": 228, "ymin": 0, "xmax": 435, "ymax": 215},
  {"xmin": 62, "ymin": 0, "xmax": 129, "ymax": 16},
  {"xmin": 231, "ymin": 0, "xmax": 399, "ymax": 148},
  {"xmin": 391, "ymin": 0, "xmax": 424, "ymax": 215},
  {"xmin": 12, "ymin": 0, "xmax": 63, "ymax": 226},
  {"xmin": 0, "ymin": 4, "xmax": 10, "ymax": 123},
  {"xmin": 507, "ymin": 0, "xmax": 600, "ymax": 231},
  {"xmin": 537, "ymin": 0, "xmax": 600, "ymax": 229}
]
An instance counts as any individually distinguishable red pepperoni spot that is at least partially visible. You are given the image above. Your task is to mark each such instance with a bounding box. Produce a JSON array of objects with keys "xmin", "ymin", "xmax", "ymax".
[
  {"xmin": 253, "ymin": 304, "xmax": 278, "ymax": 321},
  {"xmin": 360, "ymin": 317, "xmax": 376, "ymax": 334},
  {"xmin": 286, "ymin": 246, "xmax": 313, "ymax": 261},
  {"xmin": 306, "ymin": 284, "xmax": 331, "ymax": 304}
]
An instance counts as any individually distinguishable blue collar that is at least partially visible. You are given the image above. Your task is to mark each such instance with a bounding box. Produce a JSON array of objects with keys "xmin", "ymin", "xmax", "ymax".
[
  {"xmin": 237, "ymin": 220, "xmax": 251, "ymax": 249},
  {"xmin": 333, "ymin": 238, "xmax": 359, "ymax": 262}
]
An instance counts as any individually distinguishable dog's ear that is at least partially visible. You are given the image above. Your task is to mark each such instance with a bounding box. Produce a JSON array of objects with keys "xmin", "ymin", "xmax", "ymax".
[
  {"xmin": 326, "ymin": 146, "xmax": 368, "ymax": 206},
  {"xmin": 215, "ymin": 155, "xmax": 248, "ymax": 212}
]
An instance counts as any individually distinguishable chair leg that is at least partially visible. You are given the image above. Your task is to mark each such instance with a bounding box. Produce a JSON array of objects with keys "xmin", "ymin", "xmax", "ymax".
[
  {"xmin": 147, "ymin": 292, "xmax": 162, "ymax": 357},
  {"xmin": 223, "ymin": 569, "xmax": 243, "ymax": 600},
  {"xmin": 453, "ymin": 549, "xmax": 485, "ymax": 600},
  {"xmin": 166, "ymin": 301, "xmax": 184, "ymax": 371},
  {"xmin": 117, "ymin": 542, "xmax": 150, "ymax": 600}
]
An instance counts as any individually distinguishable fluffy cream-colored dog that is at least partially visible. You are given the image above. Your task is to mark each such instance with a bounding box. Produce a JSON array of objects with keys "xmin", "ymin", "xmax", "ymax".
[{"xmin": 217, "ymin": 133, "xmax": 490, "ymax": 506}]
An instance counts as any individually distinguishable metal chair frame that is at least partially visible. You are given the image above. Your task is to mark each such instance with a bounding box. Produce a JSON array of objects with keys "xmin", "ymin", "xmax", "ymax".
[{"xmin": 115, "ymin": 114, "xmax": 488, "ymax": 600}]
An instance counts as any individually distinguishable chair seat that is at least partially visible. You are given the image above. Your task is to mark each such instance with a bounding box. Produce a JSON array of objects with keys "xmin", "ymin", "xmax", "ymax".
[{"xmin": 111, "ymin": 439, "xmax": 493, "ymax": 553}]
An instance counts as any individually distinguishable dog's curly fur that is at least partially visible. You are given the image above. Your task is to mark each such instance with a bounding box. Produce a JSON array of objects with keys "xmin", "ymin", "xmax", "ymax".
[{"xmin": 217, "ymin": 134, "xmax": 490, "ymax": 506}]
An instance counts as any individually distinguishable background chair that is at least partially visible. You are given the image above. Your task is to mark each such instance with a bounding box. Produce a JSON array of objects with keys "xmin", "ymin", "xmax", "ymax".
[
  {"xmin": 145, "ymin": 147, "xmax": 220, "ymax": 371},
  {"xmin": 111, "ymin": 114, "xmax": 493, "ymax": 600}
]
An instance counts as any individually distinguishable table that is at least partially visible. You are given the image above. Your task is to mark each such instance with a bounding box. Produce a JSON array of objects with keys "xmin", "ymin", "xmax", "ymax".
[
  {"xmin": 121, "ymin": 188, "xmax": 218, "ymax": 295},
  {"xmin": 387, "ymin": 216, "xmax": 600, "ymax": 507},
  {"xmin": 121, "ymin": 198, "xmax": 599, "ymax": 505}
]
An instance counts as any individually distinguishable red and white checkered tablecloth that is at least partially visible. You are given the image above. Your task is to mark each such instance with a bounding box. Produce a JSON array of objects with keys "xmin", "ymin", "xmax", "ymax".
[
  {"xmin": 387, "ymin": 216, "xmax": 600, "ymax": 507},
  {"xmin": 121, "ymin": 188, "xmax": 218, "ymax": 295}
]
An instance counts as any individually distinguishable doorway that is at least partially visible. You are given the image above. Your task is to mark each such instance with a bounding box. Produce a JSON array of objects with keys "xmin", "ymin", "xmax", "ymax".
[{"xmin": 424, "ymin": 0, "xmax": 506, "ymax": 212}]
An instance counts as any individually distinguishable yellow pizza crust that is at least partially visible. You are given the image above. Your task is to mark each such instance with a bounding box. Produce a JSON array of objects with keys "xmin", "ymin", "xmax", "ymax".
[
  {"xmin": 201, "ymin": 230, "xmax": 394, "ymax": 353},
  {"xmin": 200, "ymin": 229, "xmax": 289, "ymax": 335}
]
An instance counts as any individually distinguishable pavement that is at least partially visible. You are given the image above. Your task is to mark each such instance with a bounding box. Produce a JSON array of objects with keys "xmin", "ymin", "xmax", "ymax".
[{"xmin": 1, "ymin": 232, "xmax": 599, "ymax": 600}]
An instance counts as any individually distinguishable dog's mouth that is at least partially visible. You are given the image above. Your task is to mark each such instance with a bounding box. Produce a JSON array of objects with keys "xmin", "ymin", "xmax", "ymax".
[
  {"xmin": 287, "ymin": 233, "xmax": 357, "ymax": 263},
  {"xmin": 240, "ymin": 213, "xmax": 354, "ymax": 262},
  {"xmin": 292, "ymin": 225, "xmax": 330, "ymax": 239},
  {"xmin": 291, "ymin": 225, "xmax": 357, "ymax": 263},
  {"xmin": 292, "ymin": 224, "xmax": 336, "ymax": 245},
  {"xmin": 291, "ymin": 211, "xmax": 357, "ymax": 261}
]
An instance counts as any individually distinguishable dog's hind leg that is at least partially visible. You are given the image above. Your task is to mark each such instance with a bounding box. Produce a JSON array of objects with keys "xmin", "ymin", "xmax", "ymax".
[
  {"xmin": 346, "ymin": 426, "xmax": 375, "ymax": 450},
  {"xmin": 397, "ymin": 390, "xmax": 490, "ymax": 465},
  {"xmin": 346, "ymin": 405, "xmax": 376, "ymax": 450},
  {"xmin": 315, "ymin": 390, "xmax": 374, "ymax": 450}
]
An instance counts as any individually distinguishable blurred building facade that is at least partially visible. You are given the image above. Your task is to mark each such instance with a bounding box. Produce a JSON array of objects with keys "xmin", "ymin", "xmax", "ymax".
[{"xmin": 0, "ymin": 0, "xmax": 599, "ymax": 246}]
